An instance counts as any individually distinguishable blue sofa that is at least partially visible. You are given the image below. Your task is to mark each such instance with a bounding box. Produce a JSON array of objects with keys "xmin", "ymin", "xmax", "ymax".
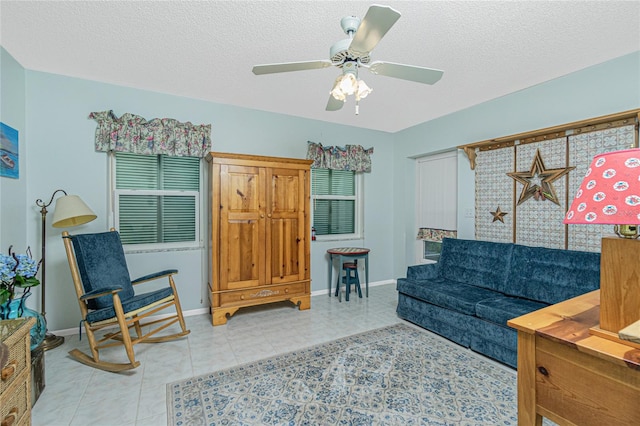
[{"xmin": 396, "ymin": 238, "xmax": 600, "ymax": 368}]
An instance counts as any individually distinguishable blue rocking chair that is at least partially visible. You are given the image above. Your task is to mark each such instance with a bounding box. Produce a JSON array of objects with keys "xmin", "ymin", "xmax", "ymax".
[{"xmin": 62, "ymin": 230, "xmax": 190, "ymax": 372}]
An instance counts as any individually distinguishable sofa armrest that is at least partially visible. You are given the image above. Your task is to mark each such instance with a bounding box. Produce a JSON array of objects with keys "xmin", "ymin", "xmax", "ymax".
[{"xmin": 406, "ymin": 263, "xmax": 439, "ymax": 280}]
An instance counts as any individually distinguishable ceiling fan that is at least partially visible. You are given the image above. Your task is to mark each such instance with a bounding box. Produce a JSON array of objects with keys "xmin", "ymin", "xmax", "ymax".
[{"xmin": 252, "ymin": 4, "xmax": 444, "ymax": 114}]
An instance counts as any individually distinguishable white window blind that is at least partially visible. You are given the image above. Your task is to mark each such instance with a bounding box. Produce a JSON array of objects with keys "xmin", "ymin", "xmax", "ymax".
[
  {"xmin": 114, "ymin": 153, "xmax": 200, "ymax": 248},
  {"xmin": 312, "ymin": 169, "xmax": 362, "ymax": 238},
  {"xmin": 415, "ymin": 151, "xmax": 458, "ymax": 262},
  {"xmin": 416, "ymin": 152, "xmax": 458, "ymax": 230}
]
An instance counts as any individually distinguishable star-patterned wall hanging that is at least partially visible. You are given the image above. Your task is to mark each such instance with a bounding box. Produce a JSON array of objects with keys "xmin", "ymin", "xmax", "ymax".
[
  {"xmin": 507, "ymin": 149, "xmax": 575, "ymax": 206},
  {"xmin": 490, "ymin": 206, "xmax": 508, "ymax": 223}
]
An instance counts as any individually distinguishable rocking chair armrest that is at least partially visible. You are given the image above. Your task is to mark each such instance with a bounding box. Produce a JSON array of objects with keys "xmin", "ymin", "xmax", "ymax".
[
  {"xmin": 132, "ymin": 269, "xmax": 178, "ymax": 285},
  {"xmin": 80, "ymin": 286, "xmax": 124, "ymax": 301}
]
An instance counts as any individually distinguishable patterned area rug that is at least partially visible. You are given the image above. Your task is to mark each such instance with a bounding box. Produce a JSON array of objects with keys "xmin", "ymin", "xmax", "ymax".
[{"xmin": 167, "ymin": 323, "xmax": 517, "ymax": 425}]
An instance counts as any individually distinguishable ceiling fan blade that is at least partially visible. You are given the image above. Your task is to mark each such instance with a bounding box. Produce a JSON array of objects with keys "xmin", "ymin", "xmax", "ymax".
[
  {"xmin": 368, "ymin": 61, "xmax": 444, "ymax": 85},
  {"xmin": 326, "ymin": 95, "xmax": 344, "ymax": 112},
  {"xmin": 252, "ymin": 60, "xmax": 333, "ymax": 75},
  {"xmin": 349, "ymin": 5, "xmax": 401, "ymax": 56}
]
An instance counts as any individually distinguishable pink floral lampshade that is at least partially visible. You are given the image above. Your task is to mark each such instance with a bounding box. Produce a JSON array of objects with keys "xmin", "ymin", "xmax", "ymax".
[{"xmin": 564, "ymin": 148, "xmax": 640, "ymax": 226}]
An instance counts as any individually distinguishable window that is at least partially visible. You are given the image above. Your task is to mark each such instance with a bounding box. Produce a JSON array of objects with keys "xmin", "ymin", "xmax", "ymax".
[
  {"xmin": 113, "ymin": 152, "xmax": 201, "ymax": 249},
  {"xmin": 312, "ymin": 169, "xmax": 362, "ymax": 239},
  {"xmin": 423, "ymin": 240, "xmax": 443, "ymax": 262},
  {"xmin": 415, "ymin": 151, "xmax": 457, "ymax": 263}
]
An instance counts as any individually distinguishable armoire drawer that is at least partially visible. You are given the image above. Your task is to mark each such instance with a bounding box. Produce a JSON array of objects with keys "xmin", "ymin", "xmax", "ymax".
[{"xmin": 217, "ymin": 282, "xmax": 308, "ymax": 306}]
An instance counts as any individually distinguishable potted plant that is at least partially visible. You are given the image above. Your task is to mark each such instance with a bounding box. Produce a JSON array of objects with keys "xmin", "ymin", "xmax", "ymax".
[{"xmin": 0, "ymin": 246, "xmax": 46, "ymax": 349}]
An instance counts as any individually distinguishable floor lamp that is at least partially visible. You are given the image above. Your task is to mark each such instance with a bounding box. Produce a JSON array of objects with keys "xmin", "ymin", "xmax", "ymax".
[{"xmin": 36, "ymin": 189, "xmax": 97, "ymax": 350}]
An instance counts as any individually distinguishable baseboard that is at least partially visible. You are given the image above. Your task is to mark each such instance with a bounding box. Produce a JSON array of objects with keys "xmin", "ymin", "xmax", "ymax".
[
  {"xmin": 51, "ymin": 307, "xmax": 210, "ymax": 337},
  {"xmin": 51, "ymin": 280, "xmax": 397, "ymax": 336},
  {"xmin": 311, "ymin": 279, "xmax": 396, "ymax": 297}
]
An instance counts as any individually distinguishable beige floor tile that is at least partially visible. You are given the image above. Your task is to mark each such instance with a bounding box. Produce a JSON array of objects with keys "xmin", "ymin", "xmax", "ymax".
[{"xmin": 32, "ymin": 283, "xmax": 401, "ymax": 425}]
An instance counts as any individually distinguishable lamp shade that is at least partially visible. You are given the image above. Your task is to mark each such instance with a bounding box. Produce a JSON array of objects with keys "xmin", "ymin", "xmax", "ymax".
[
  {"xmin": 564, "ymin": 148, "xmax": 640, "ymax": 225},
  {"xmin": 51, "ymin": 195, "xmax": 97, "ymax": 228}
]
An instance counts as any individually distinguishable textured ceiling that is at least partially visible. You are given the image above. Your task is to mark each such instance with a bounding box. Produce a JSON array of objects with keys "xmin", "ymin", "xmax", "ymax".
[{"xmin": 1, "ymin": 1, "xmax": 639, "ymax": 133}]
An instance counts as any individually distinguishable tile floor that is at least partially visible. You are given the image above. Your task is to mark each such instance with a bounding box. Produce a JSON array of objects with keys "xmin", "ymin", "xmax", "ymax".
[{"xmin": 31, "ymin": 283, "xmax": 405, "ymax": 425}]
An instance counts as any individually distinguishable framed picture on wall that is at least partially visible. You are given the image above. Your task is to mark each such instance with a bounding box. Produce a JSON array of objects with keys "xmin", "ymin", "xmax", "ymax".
[{"xmin": 0, "ymin": 122, "xmax": 19, "ymax": 179}]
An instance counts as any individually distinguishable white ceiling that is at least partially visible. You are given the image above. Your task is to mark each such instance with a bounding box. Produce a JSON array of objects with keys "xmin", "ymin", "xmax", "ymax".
[{"xmin": 1, "ymin": 1, "xmax": 639, "ymax": 133}]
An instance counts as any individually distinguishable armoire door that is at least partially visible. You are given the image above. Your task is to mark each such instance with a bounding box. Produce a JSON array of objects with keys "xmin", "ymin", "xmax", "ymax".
[
  {"xmin": 219, "ymin": 163, "xmax": 266, "ymax": 290},
  {"xmin": 267, "ymin": 167, "xmax": 307, "ymax": 284}
]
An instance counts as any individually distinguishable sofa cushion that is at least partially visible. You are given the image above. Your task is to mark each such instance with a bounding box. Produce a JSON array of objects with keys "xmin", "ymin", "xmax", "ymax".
[
  {"xmin": 85, "ymin": 286, "xmax": 174, "ymax": 323},
  {"xmin": 71, "ymin": 231, "xmax": 135, "ymax": 310},
  {"xmin": 503, "ymin": 245, "xmax": 600, "ymax": 304},
  {"xmin": 397, "ymin": 278, "xmax": 503, "ymax": 315},
  {"xmin": 397, "ymin": 293, "xmax": 472, "ymax": 347},
  {"xmin": 476, "ymin": 296, "xmax": 548, "ymax": 327},
  {"xmin": 438, "ymin": 238, "xmax": 513, "ymax": 292}
]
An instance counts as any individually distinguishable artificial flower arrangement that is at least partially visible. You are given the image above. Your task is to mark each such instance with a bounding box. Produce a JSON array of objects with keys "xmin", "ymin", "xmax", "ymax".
[{"xmin": 0, "ymin": 246, "xmax": 41, "ymax": 306}]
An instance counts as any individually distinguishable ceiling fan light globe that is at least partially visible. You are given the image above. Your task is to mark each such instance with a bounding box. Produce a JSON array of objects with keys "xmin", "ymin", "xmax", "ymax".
[
  {"xmin": 339, "ymin": 73, "xmax": 357, "ymax": 95},
  {"xmin": 330, "ymin": 88, "xmax": 346, "ymax": 101},
  {"xmin": 330, "ymin": 76, "xmax": 347, "ymax": 101},
  {"xmin": 356, "ymin": 80, "xmax": 372, "ymax": 99}
]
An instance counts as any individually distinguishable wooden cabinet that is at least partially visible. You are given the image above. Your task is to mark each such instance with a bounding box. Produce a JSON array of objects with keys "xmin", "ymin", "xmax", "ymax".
[
  {"xmin": 1, "ymin": 318, "xmax": 34, "ymax": 426},
  {"xmin": 207, "ymin": 152, "xmax": 312, "ymax": 325},
  {"xmin": 508, "ymin": 291, "xmax": 640, "ymax": 426}
]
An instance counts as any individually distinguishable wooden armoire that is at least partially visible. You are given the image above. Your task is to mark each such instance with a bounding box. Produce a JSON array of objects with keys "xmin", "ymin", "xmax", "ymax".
[{"xmin": 206, "ymin": 152, "xmax": 312, "ymax": 325}]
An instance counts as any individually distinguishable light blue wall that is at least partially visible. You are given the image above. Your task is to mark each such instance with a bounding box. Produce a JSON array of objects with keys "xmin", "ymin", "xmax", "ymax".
[
  {"xmin": 0, "ymin": 47, "xmax": 27, "ymax": 250},
  {"xmin": 392, "ymin": 51, "xmax": 640, "ymax": 278},
  {"xmin": 4, "ymin": 47, "xmax": 639, "ymax": 332},
  {"xmin": 22, "ymin": 71, "xmax": 395, "ymax": 331}
]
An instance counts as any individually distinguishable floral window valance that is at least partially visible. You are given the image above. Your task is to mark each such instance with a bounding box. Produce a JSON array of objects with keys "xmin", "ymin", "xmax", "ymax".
[
  {"xmin": 89, "ymin": 110, "xmax": 212, "ymax": 158},
  {"xmin": 417, "ymin": 228, "xmax": 457, "ymax": 242},
  {"xmin": 306, "ymin": 141, "xmax": 374, "ymax": 172}
]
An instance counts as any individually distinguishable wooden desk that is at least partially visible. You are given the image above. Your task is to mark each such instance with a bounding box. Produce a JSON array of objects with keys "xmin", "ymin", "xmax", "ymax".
[
  {"xmin": 508, "ymin": 290, "xmax": 640, "ymax": 426},
  {"xmin": 326, "ymin": 247, "xmax": 370, "ymax": 298}
]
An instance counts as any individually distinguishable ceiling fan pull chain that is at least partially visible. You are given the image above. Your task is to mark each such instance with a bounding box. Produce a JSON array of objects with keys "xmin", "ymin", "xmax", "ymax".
[{"xmin": 355, "ymin": 100, "xmax": 360, "ymax": 116}]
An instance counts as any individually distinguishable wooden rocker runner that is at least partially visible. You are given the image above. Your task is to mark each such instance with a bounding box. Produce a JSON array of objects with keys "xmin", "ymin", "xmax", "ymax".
[{"xmin": 62, "ymin": 229, "xmax": 190, "ymax": 372}]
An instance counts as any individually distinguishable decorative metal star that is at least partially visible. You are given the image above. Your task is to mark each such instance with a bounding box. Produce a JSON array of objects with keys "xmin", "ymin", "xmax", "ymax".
[
  {"xmin": 490, "ymin": 206, "xmax": 508, "ymax": 223},
  {"xmin": 507, "ymin": 149, "xmax": 575, "ymax": 206}
]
